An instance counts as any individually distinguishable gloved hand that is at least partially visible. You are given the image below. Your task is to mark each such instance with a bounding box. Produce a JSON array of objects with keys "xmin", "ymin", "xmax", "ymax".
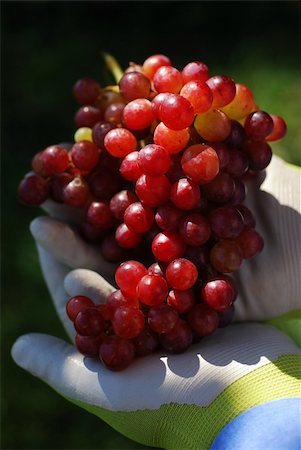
[{"xmin": 12, "ymin": 155, "xmax": 301, "ymax": 450}]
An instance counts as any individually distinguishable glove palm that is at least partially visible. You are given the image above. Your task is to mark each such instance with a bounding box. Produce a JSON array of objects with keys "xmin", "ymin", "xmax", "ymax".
[{"xmin": 12, "ymin": 155, "xmax": 301, "ymax": 449}]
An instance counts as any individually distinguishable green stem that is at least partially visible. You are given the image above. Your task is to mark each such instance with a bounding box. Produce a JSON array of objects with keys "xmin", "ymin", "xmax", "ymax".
[{"xmin": 102, "ymin": 52, "xmax": 123, "ymax": 84}]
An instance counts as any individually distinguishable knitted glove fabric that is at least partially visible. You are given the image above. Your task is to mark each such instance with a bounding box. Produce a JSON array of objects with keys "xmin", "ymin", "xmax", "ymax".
[{"xmin": 12, "ymin": 155, "xmax": 301, "ymax": 449}]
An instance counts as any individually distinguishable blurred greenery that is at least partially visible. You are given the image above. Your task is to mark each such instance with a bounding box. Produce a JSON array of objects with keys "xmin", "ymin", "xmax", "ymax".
[{"xmin": 1, "ymin": 1, "xmax": 300, "ymax": 449}]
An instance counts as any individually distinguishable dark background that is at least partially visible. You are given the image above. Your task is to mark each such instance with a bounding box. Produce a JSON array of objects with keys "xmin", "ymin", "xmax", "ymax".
[{"xmin": 2, "ymin": 1, "xmax": 300, "ymax": 449}]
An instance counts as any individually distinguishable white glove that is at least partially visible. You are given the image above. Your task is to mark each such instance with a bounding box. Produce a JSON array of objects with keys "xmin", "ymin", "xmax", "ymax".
[{"xmin": 12, "ymin": 155, "xmax": 301, "ymax": 450}]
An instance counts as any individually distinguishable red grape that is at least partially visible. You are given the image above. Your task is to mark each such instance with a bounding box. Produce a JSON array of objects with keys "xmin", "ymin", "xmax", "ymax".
[
  {"xmin": 159, "ymin": 94, "xmax": 195, "ymax": 131},
  {"xmin": 49, "ymin": 172, "xmax": 73, "ymax": 203},
  {"xmin": 132, "ymin": 326, "xmax": 159, "ymax": 356},
  {"xmin": 181, "ymin": 61, "xmax": 209, "ymax": 84},
  {"xmin": 63, "ymin": 177, "xmax": 89, "ymax": 207},
  {"xmin": 104, "ymin": 128, "xmax": 137, "ymax": 157},
  {"xmin": 38, "ymin": 145, "xmax": 70, "ymax": 177},
  {"xmin": 222, "ymin": 83, "xmax": 256, "ymax": 120},
  {"xmin": 152, "ymin": 231, "xmax": 186, "ymax": 262},
  {"xmin": 151, "ymin": 93, "xmax": 172, "ymax": 118},
  {"xmin": 148, "ymin": 304, "xmax": 179, "ymax": 334},
  {"xmin": 235, "ymin": 228, "xmax": 264, "ymax": 259},
  {"xmin": 236, "ymin": 204, "xmax": 256, "ymax": 228},
  {"xmin": 124, "ymin": 202, "xmax": 154, "ymax": 233},
  {"xmin": 209, "ymin": 142, "xmax": 230, "ymax": 169},
  {"xmin": 224, "ymin": 149, "xmax": 249, "ymax": 178},
  {"xmin": 266, "ymin": 115, "xmax": 287, "ymax": 142},
  {"xmin": 228, "ymin": 179, "xmax": 246, "ymax": 205},
  {"xmin": 80, "ymin": 222, "xmax": 106, "ymax": 243},
  {"xmin": 99, "ymin": 336, "xmax": 135, "ymax": 371},
  {"xmin": 104, "ymin": 102, "xmax": 125, "ymax": 125},
  {"xmin": 112, "ymin": 306, "xmax": 145, "ymax": 339},
  {"xmin": 179, "ymin": 213, "xmax": 211, "ymax": 246},
  {"xmin": 122, "ymin": 99, "xmax": 154, "ymax": 130},
  {"xmin": 148, "ymin": 262, "xmax": 166, "ymax": 278},
  {"xmin": 143, "ymin": 54, "xmax": 172, "ymax": 79},
  {"xmin": 181, "ymin": 144, "xmax": 220, "ymax": 184},
  {"xmin": 180, "ymin": 80, "xmax": 213, "ymax": 114},
  {"xmin": 224, "ymin": 120, "xmax": 246, "ymax": 148},
  {"xmin": 109, "ymin": 190, "xmax": 137, "ymax": 220},
  {"xmin": 135, "ymin": 174, "xmax": 171, "ymax": 208},
  {"xmin": 31, "ymin": 151, "xmax": 44, "ymax": 175},
  {"xmin": 119, "ymin": 71, "xmax": 151, "ymax": 101},
  {"xmin": 159, "ymin": 319, "xmax": 193, "ymax": 353},
  {"xmin": 204, "ymin": 172, "xmax": 235, "ymax": 204},
  {"xmin": 194, "ymin": 109, "xmax": 231, "ymax": 142},
  {"xmin": 153, "ymin": 122, "xmax": 190, "ymax": 154},
  {"xmin": 167, "ymin": 289, "xmax": 195, "ymax": 314},
  {"xmin": 70, "ymin": 141, "xmax": 99, "ymax": 173},
  {"xmin": 92, "ymin": 121, "xmax": 115, "ymax": 149},
  {"xmin": 88, "ymin": 170, "xmax": 121, "ymax": 200},
  {"xmin": 188, "ymin": 304, "xmax": 219, "ymax": 337},
  {"xmin": 166, "ymin": 258, "xmax": 198, "ymax": 290},
  {"xmin": 75, "ymin": 334, "xmax": 103, "ymax": 358},
  {"xmin": 74, "ymin": 307, "xmax": 104, "ymax": 336},
  {"xmin": 210, "ymin": 206, "xmax": 244, "ymax": 239},
  {"xmin": 73, "ymin": 78, "xmax": 101, "ymax": 105},
  {"xmin": 170, "ymin": 178, "xmax": 201, "ymax": 210},
  {"xmin": 119, "ymin": 151, "xmax": 143, "ymax": 181},
  {"xmin": 137, "ymin": 274, "xmax": 168, "ymax": 306},
  {"xmin": 206, "ymin": 75, "xmax": 236, "ymax": 108},
  {"xmin": 17, "ymin": 174, "xmax": 49, "ymax": 206},
  {"xmin": 218, "ymin": 304, "xmax": 235, "ymax": 328},
  {"xmin": 210, "ymin": 240, "xmax": 243, "ymax": 273},
  {"xmin": 202, "ymin": 277, "xmax": 235, "ymax": 312},
  {"xmin": 153, "ymin": 66, "xmax": 183, "ymax": 94},
  {"xmin": 125, "ymin": 64, "xmax": 144, "ymax": 74},
  {"xmin": 167, "ymin": 153, "xmax": 186, "ymax": 183},
  {"xmin": 155, "ymin": 202, "xmax": 183, "ymax": 231},
  {"xmin": 106, "ymin": 290, "xmax": 139, "ymax": 320},
  {"xmin": 244, "ymin": 111, "xmax": 274, "ymax": 141},
  {"xmin": 86, "ymin": 201, "xmax": 114, "ymax": 230},
  {"xmin": 75, "ymin": 106, "xmax": 102, "ymax": 128},
  {"xmin": 138, "ymin": 144, "xmax": 171, "ymax": 176},
  {"xmin": 66, "ymin": 295, "xmax": 95, "ymax": 322},
  {"xmin": 100, "ymin": 234, "xmax": 127, "ymax": 263},
  {"xmin": 115, "ymin": 260, "xmax": 147, "ymax": 297},
  {"xmin": 243, "ymin": 140, "xmax": 272, "ymax": 171},
  {"xmin": 184, "ymin": 245, "xmax": 209, "ymax": 269},
  {"xmin": 96, "ymin": 90, "xmax": 124, "ymax": 114},
  {"xmin": 115, "ymin": 223, "xmax": 142, "ymax": 249}
]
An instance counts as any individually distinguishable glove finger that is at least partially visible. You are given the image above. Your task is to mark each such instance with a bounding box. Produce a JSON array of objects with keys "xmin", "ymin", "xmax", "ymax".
[
  {"xmin": 64, "ymin": 269, "xmax": 115, "ymax": 304},
  {"xmin": 30, "ymin": 216, "xmax": 116, "ymax": 284},
  {"xmin": 41, "ymin": 198, "xmax": 85, "ymax": 225},
  {"xmin": 10, "ymin": 324, "xmax": 301, "ymax": 413},
  {"xmin": 37, "ymin": 245, "xmax": 75, "ymax": 340},
  {"xmin": 11, "ymin": 332, "xmax": 122, "ymax": 410},
  {"xmin": 235, "ymin": 155, "xmax": 301, "ymax": 321}
]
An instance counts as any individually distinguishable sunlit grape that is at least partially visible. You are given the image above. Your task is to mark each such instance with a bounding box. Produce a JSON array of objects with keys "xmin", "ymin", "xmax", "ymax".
[{"xmin": 194, "ymin": 109, "xmax": 231, "ymax": 142}]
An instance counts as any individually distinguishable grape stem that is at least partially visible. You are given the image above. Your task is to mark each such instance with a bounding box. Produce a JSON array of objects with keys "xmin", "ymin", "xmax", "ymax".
[
  {"xmin": 104, "ymin": 85, "xmax": 120, "ymax": 93},
  {"xmin": 102, "ymin": 52, "xmax": 123, "ymax": 84}
]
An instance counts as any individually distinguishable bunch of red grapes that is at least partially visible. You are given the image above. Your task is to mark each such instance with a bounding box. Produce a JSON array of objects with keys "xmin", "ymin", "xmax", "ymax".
[{"xmin": 18, "ymin": 54, "xmax": 287, "ymax": 371}]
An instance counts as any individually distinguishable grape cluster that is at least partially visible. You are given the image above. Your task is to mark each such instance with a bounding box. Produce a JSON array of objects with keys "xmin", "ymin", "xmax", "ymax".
[{"xmin": 18, "ymin": 53, "xmax": 287, "ymax": 371}]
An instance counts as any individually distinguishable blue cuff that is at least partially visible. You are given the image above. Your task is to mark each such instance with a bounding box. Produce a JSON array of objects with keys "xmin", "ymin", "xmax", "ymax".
[{"xmin": 211, "ymin": 397, "xmax": 301, "ymax": 450}]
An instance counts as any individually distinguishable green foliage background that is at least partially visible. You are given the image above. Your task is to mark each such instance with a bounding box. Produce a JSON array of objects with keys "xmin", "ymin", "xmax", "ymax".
[{"xmin": 2, "ymin": 1, "xmax": 300, "ymax": 449}]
